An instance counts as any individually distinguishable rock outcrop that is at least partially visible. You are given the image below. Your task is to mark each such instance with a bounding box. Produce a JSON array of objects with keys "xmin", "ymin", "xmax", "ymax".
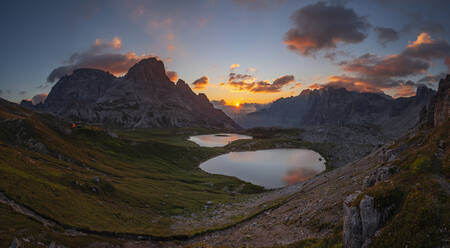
[
  {"xmin": 24, "ymin": 58, "xmax": 240, "ymax": 130},
  {"xmin": 419, "ymin": 74, "xmax": 449, "ymax": 128},
  {"xmin": 433, "ymin": 74, "xmax": 450, "ymax": 127},
  {"xmin": 362, "ymin": 166, "xmax": 397, "ymax": 190},
  {"xmin": 343, "ymin": 194, "xmax": 385, "ymax": 248}
]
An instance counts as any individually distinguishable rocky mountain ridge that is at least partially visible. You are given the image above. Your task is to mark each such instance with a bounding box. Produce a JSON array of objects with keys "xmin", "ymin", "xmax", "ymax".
[
  {"xmin": 22, "ymin": 58, "xmax": 240, "ymax": 130},
  {"xmin": 239, "ymin": 84, "xmax": 435, "ymax": 138}
]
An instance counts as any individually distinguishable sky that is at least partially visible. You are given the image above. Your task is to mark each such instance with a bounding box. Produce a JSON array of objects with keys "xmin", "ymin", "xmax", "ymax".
[{"xmin": 0, "ymin": 0, "xmax": 449, "ymax": 105}]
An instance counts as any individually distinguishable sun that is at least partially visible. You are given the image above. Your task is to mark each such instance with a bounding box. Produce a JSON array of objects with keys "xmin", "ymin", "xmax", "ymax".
[{"xmin": 235, "ymin": 102, "xmax": 240, "ymax": 107}]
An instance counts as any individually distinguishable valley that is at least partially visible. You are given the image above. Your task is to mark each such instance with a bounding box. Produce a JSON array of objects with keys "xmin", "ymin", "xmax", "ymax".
[{"xmin": 0, "ymin": 99, "xmax": 348, "ymax": 246}]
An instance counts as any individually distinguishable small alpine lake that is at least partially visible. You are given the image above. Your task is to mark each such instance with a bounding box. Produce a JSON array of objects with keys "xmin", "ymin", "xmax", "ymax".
[
  {"xmin": 199, "ymin": 148, "xmax": 326, "ymax": 189},
  {"xmin": 188, "ymin": 133, "xmax": 252, "ymax": 147}
]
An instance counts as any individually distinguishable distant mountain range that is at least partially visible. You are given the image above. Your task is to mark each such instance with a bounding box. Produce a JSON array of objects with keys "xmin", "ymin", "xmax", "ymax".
[
  {"xmin": 22, "ymin": 58, "xmax": 239, "ymax": 130},
  {"xmin": 238, "ymin": 84, "xmax": 436, "ymax": 137}
]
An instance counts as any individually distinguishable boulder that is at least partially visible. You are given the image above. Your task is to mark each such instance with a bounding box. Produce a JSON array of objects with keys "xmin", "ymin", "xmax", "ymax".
[
  {"xmin": 343, "ymin": 193, "xmax": 363, "ymax": 248},
  {"xmin": 343, "ymin": 194, "xmax": 385, "ymax": 248}
]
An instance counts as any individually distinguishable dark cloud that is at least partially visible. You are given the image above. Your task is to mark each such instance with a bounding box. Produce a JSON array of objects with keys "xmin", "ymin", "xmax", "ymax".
[
  {"xmin": 341, "ymin": 53, "xmax": 429, "ymax": 79},
  {"xmin": 229, "ymin": 72, "xmax": 255, "ymax": 81},
  {"xmin": 374, "ymin": 27, "xmax": 399, "ymax": 46},
  {"xmin": 310, "ymin": 74, "xmax": 418, "ymax": 97},
  {"xmin": 166, "ymin": 71, "xmax": 178, "ymax": 82},
  {"xmin": 19, "ymin": 90, "xmax": 27, "ymax": 95},
  {"xmin": 332, "ymin": 32, "xmax": 450, "ymax": 94},
  {"xmin": 283, "ymin": 1, "xmax": 370, "ymax": 56},
  {"xmin": 192, "ymin": 76, "xmax": 210, "ymax": 90},
  {"xmin": 418, "ymin": 73, "xmax": 447, "ymax": 84},
  {"xmin": 47, "ymin": 37, "xmax": 148, "ymax": 82},
  {"xmin": 31, "ymin": 93, "xmax": 48, "ymax": 105},
  {"xmin": 402, "ymin": 33, "xmax": 450, "ymax": 61},
  {"xmin": 251, "ymin": 75, "xmax": 295, "ymax": 92},
  {"xmin": 222, "ymin": 73, "xmax": 294, "ymax": 93},
  {"xmin": 316, "ymin": 75, "xmax": 384, "ymax": 93}
]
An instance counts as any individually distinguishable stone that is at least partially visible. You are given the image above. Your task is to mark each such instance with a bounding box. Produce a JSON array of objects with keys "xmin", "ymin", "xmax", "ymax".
[
  {"xmin": 359, "ymin": 195, "xmax": 381, "ymax": 242},
  {"xmin": 362, "ymin": 166, "xmax": 397, "ymax": 189},
  {"xmin": 343, "ymin": 193, "xmax": 363, "ymax": 248},
  {"xmin": 343, "ymin": 193, "xmax": 386, "ymax": 248}
]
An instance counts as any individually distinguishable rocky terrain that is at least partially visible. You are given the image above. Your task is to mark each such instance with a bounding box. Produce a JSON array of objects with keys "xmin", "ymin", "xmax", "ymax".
[{"xmin": 22, "ymin": 58, "xmax": 239, "ymax": 130}]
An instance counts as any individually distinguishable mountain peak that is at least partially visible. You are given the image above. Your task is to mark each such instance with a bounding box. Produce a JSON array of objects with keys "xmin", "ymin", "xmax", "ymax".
[
  {"xmin": 125, "ymin": 57, "xmax": 169, "ymax": 83},
  {"xmin": 416, "ymin": 84, "xmax": 434, "ymax": 99}
]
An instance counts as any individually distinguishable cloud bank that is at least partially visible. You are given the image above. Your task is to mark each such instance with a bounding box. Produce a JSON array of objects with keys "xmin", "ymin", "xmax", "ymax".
[
  {"xmin": 222, "ymin": 73, "xmax": 295, "ymax": 93},
  {"xmin": 47, "ymin": 37, "xmax": 149, "ymax": 82},
  {"xmin": 283, "ymin": 2, "xmax": 370, "ymax": 56}
]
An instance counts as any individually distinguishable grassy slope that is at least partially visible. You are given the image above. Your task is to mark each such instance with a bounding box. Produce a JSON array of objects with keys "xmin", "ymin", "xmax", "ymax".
[
  {"xmin": 0, "ymin": 101, "xmax": 264, "ymax": 237},
  {"xmin": 348, "ymin": 122, "xmax": 450, "ymax": 248},
  {"xmin": 0, "ymin": 204, "xmax": 122, "ymax": 248},
  {"xmin": 369, "ymin": 122, "xmax": 449, "ymax": 247}
]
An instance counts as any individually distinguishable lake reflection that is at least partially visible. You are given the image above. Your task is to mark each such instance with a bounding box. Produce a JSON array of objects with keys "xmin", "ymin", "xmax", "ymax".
[
  {"xmin": 199, "ymin": 149, "xmax": 326, "ymax": 189},
  {"xmin": 188, "ymin": 133, "xmax": 252, "ymax": 147}
]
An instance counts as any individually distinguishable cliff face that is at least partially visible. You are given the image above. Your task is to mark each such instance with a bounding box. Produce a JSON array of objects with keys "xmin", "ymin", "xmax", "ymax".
[
  {"xmin": 433, "ymin": 75, "xmax": 450, "ymax": 127},
  {"xmin": 239, "ymin": 86, "xmax": 435, "ymax": 138},
  {"xmin": 29, "ymin": 58, "xmax": 240, "ymax": 130}
]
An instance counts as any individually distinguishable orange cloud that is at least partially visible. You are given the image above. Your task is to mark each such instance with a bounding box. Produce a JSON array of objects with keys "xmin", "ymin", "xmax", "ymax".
[
  {"xmin": 167, "ymin": 33, "xmax": 175, "ymax": 41},
  {"xmin": 167, "ymin": 45, "xmax": 175, "ymax": 51},
  {"xmin": 192, "ymin": 76, "xmax": 210, "ymax": 90},
  {"xmin": 407, "ymin": 32, "xmax": 433, "ymax": 48},
  {"xmin": 290, "ymin": 82, "xmax": 303, "ymax": 89},
  {"xmin": 230, "ymin": 64, "xmax": 240, "ymax": 70},
  {"xmin": 111, "ymin": 37, "xmax": 122, "ymax": 49},
  {"xmin": 166, "ymin": 71, "xmax": 178, "ymax": 82},
  {"xmin": 394, "ymin": 84, "xmax": 416, "ymax": 97},
  {"xmin": 308, "ymin": 83, "xmax": 322, "ymax": 90},
  {"xmin": 93, "ymin": 37, "xmax": 122, "ymax": 51}
]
